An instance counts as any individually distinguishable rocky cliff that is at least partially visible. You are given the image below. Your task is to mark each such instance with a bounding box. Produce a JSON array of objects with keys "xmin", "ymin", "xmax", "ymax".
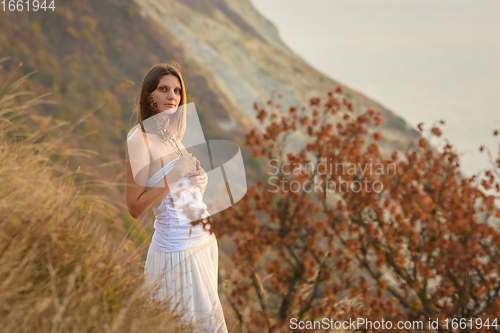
[
  {"xmin": 135, "ymin": 0, "xmax": 420, "ymax": 148},
  {"xmin": 0, "ymin": 0, "xmax": 419, "ymax": 238}
]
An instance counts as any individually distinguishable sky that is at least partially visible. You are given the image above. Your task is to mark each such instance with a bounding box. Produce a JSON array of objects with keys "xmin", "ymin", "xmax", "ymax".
[{"xmin": 251, "ymin": 0, "xmax": 500, "ymax": 178}]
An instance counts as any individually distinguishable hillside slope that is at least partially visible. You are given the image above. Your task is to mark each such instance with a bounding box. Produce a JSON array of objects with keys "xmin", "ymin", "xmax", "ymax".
[
  {"xmin": 0, "ymin": 0, "xmax": 419, "ymax": 242},
  {"xmin": 135, "ymin": 0, "xmax": 420, "ymax": 144}
]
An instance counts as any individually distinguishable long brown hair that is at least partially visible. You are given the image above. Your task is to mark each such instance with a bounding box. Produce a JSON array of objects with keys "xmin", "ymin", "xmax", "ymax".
[{"xmin": 133, "ymin": 63, "xmax": 187, "ymax": 140}]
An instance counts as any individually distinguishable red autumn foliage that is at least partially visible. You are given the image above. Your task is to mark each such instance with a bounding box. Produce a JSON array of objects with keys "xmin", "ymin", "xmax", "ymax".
[
  {"xmin": 214, "ymin": 86, "xmax": 500, "ymax": 333},
  {"xmin": 431, "ymin": 127, "xmax": 442, "ymax": 137}
]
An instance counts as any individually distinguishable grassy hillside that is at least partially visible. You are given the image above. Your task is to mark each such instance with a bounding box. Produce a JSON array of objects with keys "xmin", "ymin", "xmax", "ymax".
[
  {"xmin": 0, "ymin": 0, "xmax": 265, "ymax": 245},
  {"xmin": 0, "ymin": 0, "xmax": 249, "ymax": 199},
  {"xmin": 0, "ymin": 72, "xmax": 198, "ymax": 332}
]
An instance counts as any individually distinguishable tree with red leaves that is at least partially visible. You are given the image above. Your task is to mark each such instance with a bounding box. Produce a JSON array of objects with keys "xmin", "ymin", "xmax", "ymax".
[{"xmin": 214, "ymin": 87, "xmax": 500, "ymax": 333}]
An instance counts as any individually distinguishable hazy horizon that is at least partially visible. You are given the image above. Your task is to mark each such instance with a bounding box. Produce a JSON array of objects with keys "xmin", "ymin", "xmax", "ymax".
[{"xmin": 252, "ymin": 0, "xmax": 500, "ymax": 178}]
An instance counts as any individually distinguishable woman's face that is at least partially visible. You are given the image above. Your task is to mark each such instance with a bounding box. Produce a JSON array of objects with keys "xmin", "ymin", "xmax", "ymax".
[{"xmin": 150, "ymin": 74, "xmax": 182, "ymax": 115}]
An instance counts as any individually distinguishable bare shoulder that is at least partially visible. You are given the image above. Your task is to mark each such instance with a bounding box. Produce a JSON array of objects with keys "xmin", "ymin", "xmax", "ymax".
[
  {"xmin": 128, "ymin": 126, "xmax": 181, "ymax": 168},
  {"xmin": 144, "ymin": 133, "xmax": 181, "ymax": 172}
]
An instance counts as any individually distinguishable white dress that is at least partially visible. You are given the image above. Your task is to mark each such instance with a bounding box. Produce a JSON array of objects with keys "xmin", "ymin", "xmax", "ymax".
[{"xmin": 143, "ymin": 158, "xmax": 228, "ymax": 333}]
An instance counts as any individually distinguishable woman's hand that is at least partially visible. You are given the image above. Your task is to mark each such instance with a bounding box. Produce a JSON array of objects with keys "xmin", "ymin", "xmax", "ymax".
[
  {"xmin": 171, "ymin": 153, "xmax": 198, "ymax": 179},
  {"xmin": 189, "ymin": 167, "xmax": 208, "ymax": 189}
]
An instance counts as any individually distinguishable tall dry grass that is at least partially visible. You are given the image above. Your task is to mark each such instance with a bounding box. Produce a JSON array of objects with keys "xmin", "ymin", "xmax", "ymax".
[{"xmin": 0, "ymin": 59, "xmax": 195, "ymax": 332}]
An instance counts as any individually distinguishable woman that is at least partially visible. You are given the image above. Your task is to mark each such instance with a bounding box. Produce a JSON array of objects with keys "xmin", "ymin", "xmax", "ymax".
[{"xmin": 125, "ymin": 63, "xmax": 228, "ymax": 333}]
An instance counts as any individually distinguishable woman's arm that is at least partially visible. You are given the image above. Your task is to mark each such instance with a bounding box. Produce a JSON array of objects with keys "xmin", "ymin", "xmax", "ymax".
[
  {"xmin": 125, "ymin": 149, "xmax": 171, "ymax": 218},
  {"xmin": 125, "ymin": 148, "xmax": 199, "ymax": 218}
]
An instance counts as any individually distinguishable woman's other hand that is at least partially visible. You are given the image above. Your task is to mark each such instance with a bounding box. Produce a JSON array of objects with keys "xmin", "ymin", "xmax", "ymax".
[
  {"xmin": 172, "ymin": 153, "xmax": 198, "ymax": 179},
  {"xmin": 189, "ymin": 167, "xmax": 208, "ymax": 189}
]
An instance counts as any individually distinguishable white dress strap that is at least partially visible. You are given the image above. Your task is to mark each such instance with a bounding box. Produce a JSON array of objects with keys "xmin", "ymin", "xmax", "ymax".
[{"xmin": 146, "ymin": 157, "xmax": 180, "ymax": 190}]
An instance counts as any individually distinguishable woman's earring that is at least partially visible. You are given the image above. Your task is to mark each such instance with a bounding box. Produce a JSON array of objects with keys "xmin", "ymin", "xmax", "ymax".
[{"xmin": 147, "ymin": 95, "xmax": 159, "ymax": 114}]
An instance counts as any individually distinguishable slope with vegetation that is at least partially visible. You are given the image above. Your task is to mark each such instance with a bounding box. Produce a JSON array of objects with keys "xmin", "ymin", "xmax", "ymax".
[{"xmin": 0, "ymin": 62, "xmax": 197, "ymax": 332}]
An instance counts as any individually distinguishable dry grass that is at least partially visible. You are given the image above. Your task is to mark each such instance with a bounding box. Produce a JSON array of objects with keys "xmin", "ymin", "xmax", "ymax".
[{"xmin": 0, "ymin": 60, "xmax": 196, "ymax": 332}]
